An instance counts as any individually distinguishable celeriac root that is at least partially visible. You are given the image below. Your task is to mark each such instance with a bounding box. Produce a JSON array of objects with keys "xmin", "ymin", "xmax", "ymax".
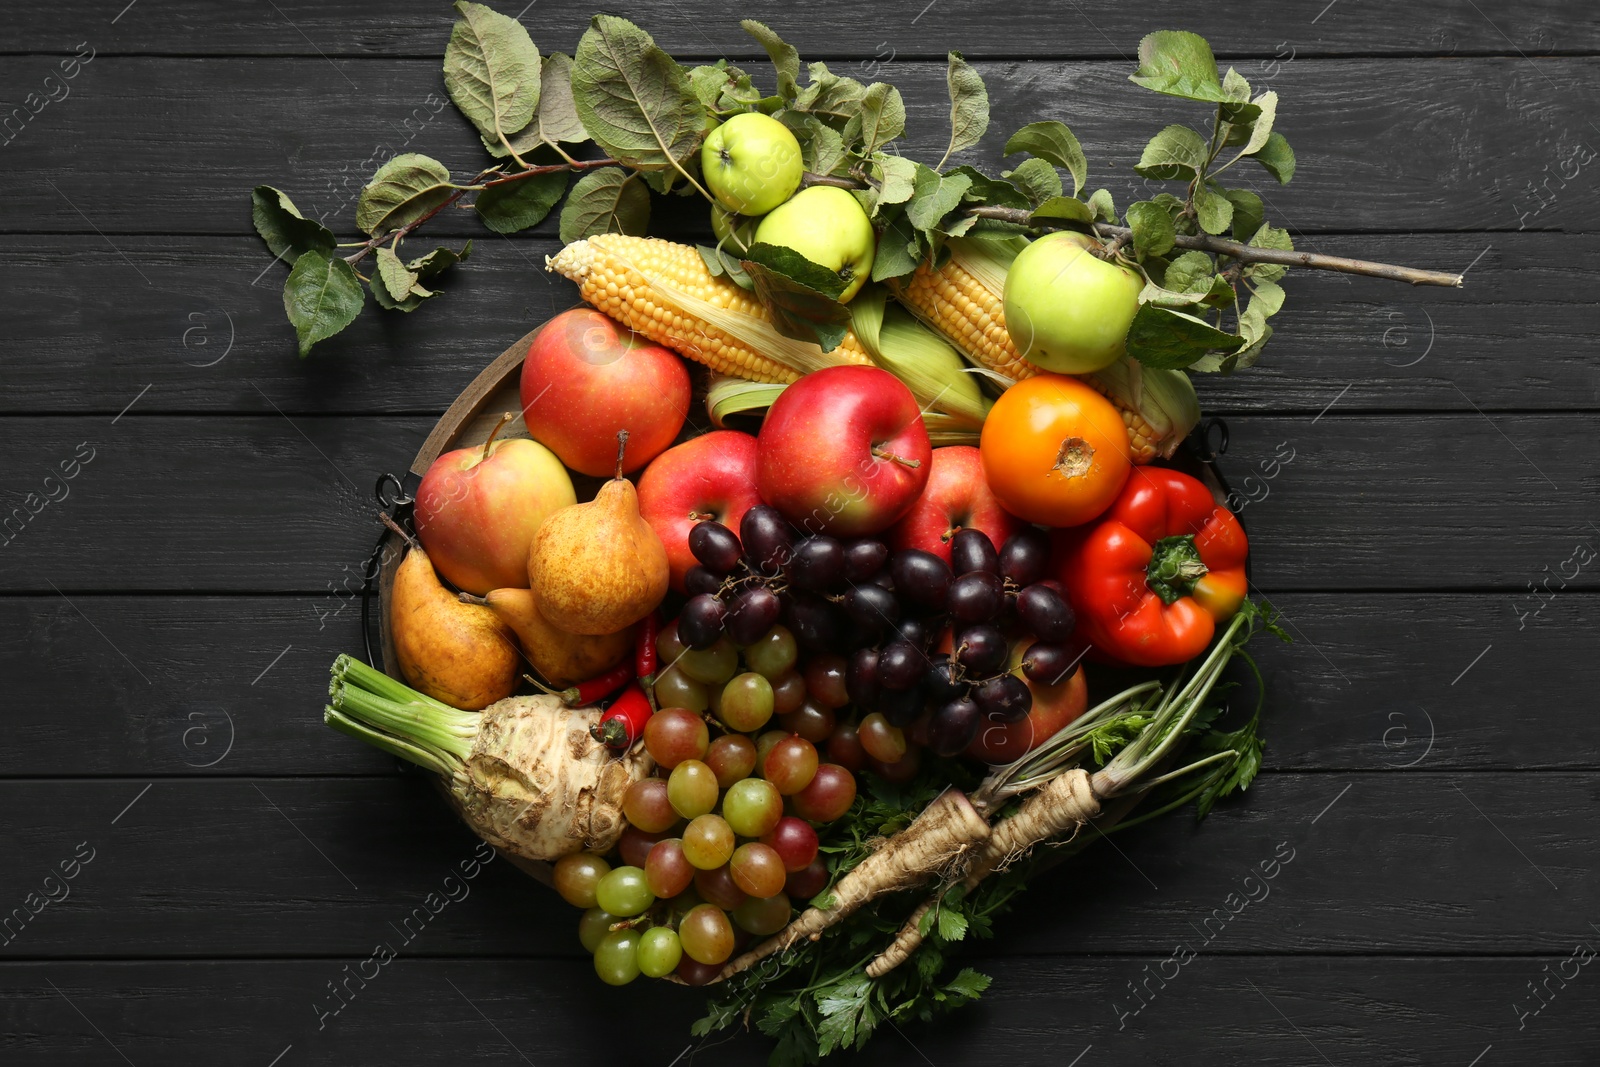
[
  {"xmin": 716, "ymin": 789, "xmax": 992, "ymax": 980},
  {"xmin": 867, "ymin": 768, "xmax": 1101, "ymax": 978}
]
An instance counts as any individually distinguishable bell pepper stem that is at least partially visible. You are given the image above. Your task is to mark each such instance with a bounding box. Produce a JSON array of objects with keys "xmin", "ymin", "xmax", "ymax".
[{"xmin": 1146, "ymin": 534, "xmax": 1209, "ymax": 604}]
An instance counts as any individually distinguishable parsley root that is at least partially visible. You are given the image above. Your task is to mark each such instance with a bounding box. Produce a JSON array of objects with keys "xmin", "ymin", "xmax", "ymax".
[{"xmin": 716, "ymin": 789, "xmax": 991, "ymax": 980}]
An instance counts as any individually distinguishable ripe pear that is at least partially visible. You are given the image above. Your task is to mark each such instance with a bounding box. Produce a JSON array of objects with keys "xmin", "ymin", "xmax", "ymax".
[
  {"xmin": 464, "ymin": 587, "xmax": 635, "ymax": 688},
  {"xmin": 390, "ymin": 545, "xmax": 519, "ymax": 710},
  {"xmin": 527, "ymin": 432, "xmax": 670, "ymax": 636}
]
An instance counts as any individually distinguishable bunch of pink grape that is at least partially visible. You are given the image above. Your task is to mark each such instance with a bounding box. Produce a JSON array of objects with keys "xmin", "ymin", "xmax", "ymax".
[{"xmin": 553, "ymin": 615, "xmax": 854, "ymax": 986}]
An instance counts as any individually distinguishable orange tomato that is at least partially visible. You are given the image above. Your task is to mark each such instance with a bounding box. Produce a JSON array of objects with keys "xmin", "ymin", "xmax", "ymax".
[{"xmin": 979, "ymin": 374, "xmax": 1133, "ymax": 527}]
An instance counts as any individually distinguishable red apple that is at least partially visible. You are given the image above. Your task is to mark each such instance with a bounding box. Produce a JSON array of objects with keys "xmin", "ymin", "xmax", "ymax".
[
  {"xmin": 755, "ymin": 365, "xmax": 930, "ymax": 537},
  {"xmin": 965, "ymin": 641, "xmax": 1089, "ymax": 764},
  {"xmin": 889, "ymin": 446, "xmax": 1020, "ymax": 564},
  {"xmin": 520, "ymin": 308, "xmax": 692, "ymax": 477},
  {"xmin": 637, "ymin": 430, "xmax": 762, "ymax": 593},
  {"xmin": 414, "ymin": 429, "xmax": 576, "ymax": 595}
]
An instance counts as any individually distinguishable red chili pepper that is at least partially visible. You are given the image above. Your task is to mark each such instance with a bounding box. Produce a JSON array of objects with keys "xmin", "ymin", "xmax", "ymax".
[
  {"xmin": 590, "ymin": 684, "xmax": 653, "ymax": 750},
  {"xmin": 554, "ymin": 662, "xmax": 634, "ymax": 707},
  {"xmin": 636, "ymin": 611, "xmax": 660, "ymax": 680}
]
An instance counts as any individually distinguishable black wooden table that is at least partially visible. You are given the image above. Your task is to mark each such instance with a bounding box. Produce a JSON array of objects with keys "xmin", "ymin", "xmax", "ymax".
[{"xmin": 3, "ymin": 2, "xmax": 1597, "ymax": 1063}]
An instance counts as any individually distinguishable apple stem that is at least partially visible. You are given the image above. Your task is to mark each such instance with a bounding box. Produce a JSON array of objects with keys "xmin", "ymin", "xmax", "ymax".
[
  {"xmin": 614, "ymin": 430, "xmax": 630, "ymax": 479},
  {"xmin": 481, "ymin": 412, "xmax": 514, "ymax": 462},
  {"xmin": 1098, "ymin": 233, "xmax": 1131, "ymax": 261},
  {"xmin": 378, "ymin": 510, "xmax": 420, "ymax": 550},
  {"xmin": 872, "ymin": 446, "xmax": 922, "ymax": 470}
]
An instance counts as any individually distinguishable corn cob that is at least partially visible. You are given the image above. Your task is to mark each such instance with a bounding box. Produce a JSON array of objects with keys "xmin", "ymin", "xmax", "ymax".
[
  {"xmin": 890, "ymin": 237, "xmax": 1200, "ymax": 463},
  {"xmin": 547, "ymin": 234, "xmax": 872, "ymax": 385}
]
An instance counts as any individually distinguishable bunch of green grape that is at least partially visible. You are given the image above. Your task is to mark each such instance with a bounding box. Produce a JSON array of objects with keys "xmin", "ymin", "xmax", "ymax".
[{"xmin": 551, "ymin": 621, "xmax": 858, "ymax": 986}]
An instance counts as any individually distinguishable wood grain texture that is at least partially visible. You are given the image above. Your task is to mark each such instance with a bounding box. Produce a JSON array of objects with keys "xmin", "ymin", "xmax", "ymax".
[
  {"xmin": 1, "ymin": 955, "xmax": 1595, "ymax": 1065},
  {"xmin": 1, "ymin": 592, "xmax": 1588, "ymax": 777},
  {"xmin": 0, "ymin": 774, "xmax": 1591, "ymax": 959},
  {"xmin": 1, "ymin": 413, "xmax": 1593, "ymax": 593},
  {"xmin": 6, "ymin": 0, "xmax": 1590, "ymax": 58},
  {"xmin": 0, "ymin": 233, "xmax": 1592, "ymax": 415},
  {"xmin": 2, "ymin": 1, "xmax": 1596, "ymax": 1061},
  {"xmin": 0, "ymin": 57, "xmax": 1592, "ymax": 235}
]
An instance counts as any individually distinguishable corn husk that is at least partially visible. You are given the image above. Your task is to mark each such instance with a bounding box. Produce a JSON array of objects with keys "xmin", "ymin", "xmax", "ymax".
[
  {"xmin": 1081, "ymin": 356, "xmax": 1201, "ymax": 460},
  {"xmin": 707, "ymin": 375, "xmax": 786, "ymax": 428},
  {"xmin": 849, "ymin": 286, "xmax": 991, "ymax": 429}
]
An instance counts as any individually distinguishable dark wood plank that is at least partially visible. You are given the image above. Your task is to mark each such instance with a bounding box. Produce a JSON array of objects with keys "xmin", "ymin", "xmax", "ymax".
[
  {"xmin": 0, "ymin": 232, "xmax": 1590, "ymax": 415},
  {"xmin": 0, "ymin": 413, "xmax": 1593, "ymax": 593},
  {"xmin": 0, "ymin": 592, "xmax": 1589, "ymax": 777},
  {"xmin": 6, "ymin": 0, "xmax": 1587, "ymax": 58},
  {"xmin": 2, "ymin": 954, "xmax": 1594, "ymax": 1065},
  {"xmin": 1, "ymin": 57, "xmax": 1592, "ymax": 235},
  {"xmin": 0, "ymin": 773, "xmax": 1591, "ymax": 958}
]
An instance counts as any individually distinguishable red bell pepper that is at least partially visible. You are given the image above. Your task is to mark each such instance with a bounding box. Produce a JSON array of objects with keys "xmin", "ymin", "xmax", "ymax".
[{"xmin": 1061, "ymin": 468, "xmax": 1248, "ymax": 667}]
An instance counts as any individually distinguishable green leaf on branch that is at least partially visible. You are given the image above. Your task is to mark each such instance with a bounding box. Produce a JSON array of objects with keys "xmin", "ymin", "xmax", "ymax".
[
  {"xmin": 792, "ymin": 62, "xmax": 867, "ymax": 124},
  {"xmin": 283, "ymin": 250, "xmax": 364, "ymax": 356},
  {"xmin": 905, "ymin": 164, "xmax": 973, "ymax": 231},
  {"xmin": 698, "ymin": 244, "xmax": 753, "ymax": 289},
  {"xmin": 1129, "ymin": 30, "xmax": 1226, "ymax": 103},
  {"xmin": 1003, "ymin": 120, "xmax": 1086, "ymax": 197},
  {"xmin": 685, "ymin": 61, "xmax": 727, "ymax": 111},
  {"xmin": 843, "ymin": 82, "xmax": 905, "ymax": 154},
  {"xmin": 1087, "ymin": 187, "xmax": 1118, "ymax": 223},
  {"xmin": 1162, "ymin": 249, "xmax": 1215, "ymax": 293},
  {"xmin": 355, "ymin": 154, "xmax": 455, "ymax": 237},
  {"xmin": 571, "ymin": 15, "xmax": 707, "ymax": 171},
  {"xmin": 1193, "ymin": 182, "xmax": 1234, "ymax": 235},
  {"xmin": 371, "ymin": 246, "xmax": 434, "ymax": 312},
  {"xmin": 741, "ymin": 242, "xmax": 851, "ymax": 351},
  {"xmin": 407, "ymin": 242, "xmax": 471, "ymax": 278},
  {"xmin": 1240, "ymin": 90, "xmax": 1278, "ymax": 155},
  {"xmin": 1004, "ymin": 157, "xmax": 1062, "ymax": 205},
  {"xmin": 1245, "ymin": 221, "xmax": 1294, "ymax": 282},
  {"xmin": 873, "ymin": 152, "xmax": 918, "ymax": 207},
  {"xmin": 946, "ymin": 165, "xmax": 1031, "ymax": 212},
  {"xmin": 939, "ymin": 51, "xmax": 989, "ymax": 168},
  {"xmin": 1125, "ymin": 199, "xmax": 1176, "ymax": 259},
  {"xmin": 443, "ymin": 1, "xmax": 541, "ymax": 150},
  {"xmin": 1126, "ymin": 303, "xmax": 1243, "ymax": 370},
  {"xmin": 1224, "ymin": 188, "xmax": 1264, "ymax": 242},
  {"xmin": 1249, "ymin": 278, "xmax": 1286, "ymax": 317},
  {"xmin": 740, "ymin": 20, "xmax": 800, "ymax": 101},
  {"xmin": 251, "ymin": 186, "xmax": 334, "ymax": 262},
  {"xmin": 493, "ymin": 52, "xmax": 590, "ymax": 157},
  {"xmin": 1249, "ymin": 131, "xmax": 1296, "ymax": 184},
  {"xmin": 871, "ymin": 211, "xmax": 922, "ymax": 282},
  {"xmin": 1030, "ymin": 195, "xmax": 1094, "ymax": 227},
  {"xmin": 1221, "ymin": 67, "xmax": 1251, "ymax": 102},
  {"xmin": 1135, "ymin": 125, "xmax": 1208, "ymax": 181},
  {"xmin": 475, "ymin": 170, "xmax": 568, "ymax": 233},
  {"xmin": 784, "ymin": 113, "xmax": 849, "ymax": 176},
  {"xmin": 558, "ymin": 166, "xmax": 649, "ymax": 243}
]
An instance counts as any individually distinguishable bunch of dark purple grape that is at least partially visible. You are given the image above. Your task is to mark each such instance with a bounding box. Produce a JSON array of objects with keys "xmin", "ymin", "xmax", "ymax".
[{"xmin": 678, "ymin": 505, "xmax": 1077, "ymax": 764}]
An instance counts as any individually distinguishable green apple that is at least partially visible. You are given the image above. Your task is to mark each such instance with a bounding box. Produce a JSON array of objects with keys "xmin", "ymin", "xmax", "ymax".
[
  {"xmin": 701, "ymin": 112, "xmax": 804, "ymax": 217},
  {"xmin": 710, "ymin": 204, "xmax": 761, "ymax": 254},
  {"xmin": 1003, "ymin": 231, "xmax": 1144, "ymax": 373},
  {"xmin": 753, "ymin": 186, "xmax": 876, "ymax": 303}
]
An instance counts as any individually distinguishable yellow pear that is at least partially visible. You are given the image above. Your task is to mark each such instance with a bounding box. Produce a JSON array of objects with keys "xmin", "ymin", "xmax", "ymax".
[
  {"xmin": 464, "ymin": 587, "xmax": 635, "ymax": 688},
  {"xmin": 527, "ymin": 431, "xmax": 670, "ymax": 636},
  {"xmin": 390, "ymin": 545, "xmax": 519, "ymax": 710}
]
